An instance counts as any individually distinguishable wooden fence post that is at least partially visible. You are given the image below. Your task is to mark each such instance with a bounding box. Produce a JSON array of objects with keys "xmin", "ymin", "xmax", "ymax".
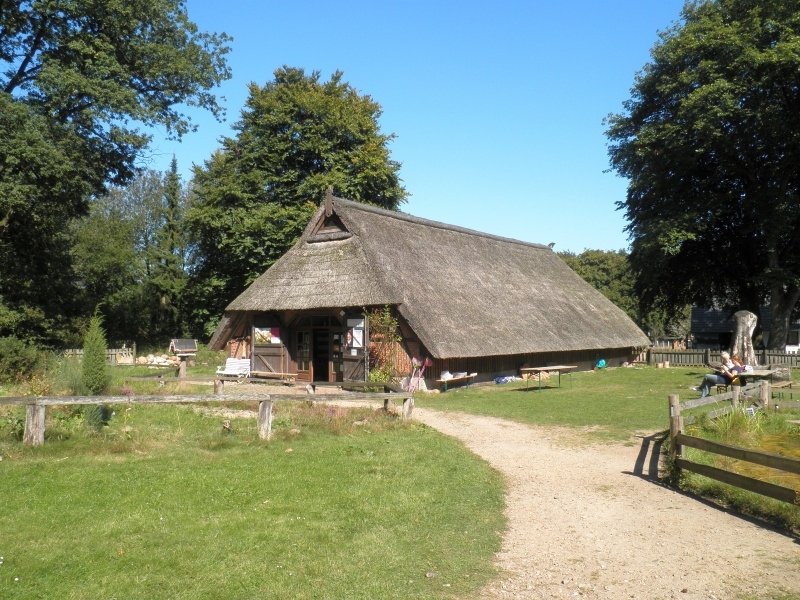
[
  {"xmin": 760, "ymin": 379, "xmax": 770, "ymax": 408},
  {"xmin": 214, "ymin": 378, "xmax": 223, "ymax": 394},
  {"xmin": 402, "ymin": 396, "xmax": 414, "ymax": 421},
  {"xmin": 23, "ymin": 404, "xmax": 46, "ymax": 446},
  {"xmin": 668, "ymin": 394, "xmax": 684, "ymax": 465},
  {"xmin": 732, "ymin": 385, "xmax": 740, "ymax": 409},
  {"xmin": 257, "ymin": 398, "xmax": 273, "ymax": 440}
]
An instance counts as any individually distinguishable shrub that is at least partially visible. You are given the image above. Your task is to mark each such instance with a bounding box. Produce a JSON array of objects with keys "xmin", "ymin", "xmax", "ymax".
[
  {"xmin": 82, "ymin": 315, "xmax": 109, "ymax": 395},
  {"xmin": 82, "ymin": 315, "xmax": 110, "ymax": 431},
  {"xmin": 0, "ymin": 336, "xmax": 40, "ymax": 383}
]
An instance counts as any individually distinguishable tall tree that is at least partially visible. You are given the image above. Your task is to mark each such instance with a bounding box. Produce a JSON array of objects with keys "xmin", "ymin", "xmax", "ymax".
[
  {"xmin": 72, "ymin": 164, "xmax": 191, "ymax": 343},
  {"xmin": 147, "ymin": 157, "xmax": 189, "ymax": 339},
  {"xmin": 0, "ymin": 0, "xmax": 230, "ymax": 345},
  {"xmin": 188, "ymin": 67, "xmax": 407, "ymax": 336},
  {"xmin": 605, "ymin": 0, "xmax": 800, "ymax": 349}
]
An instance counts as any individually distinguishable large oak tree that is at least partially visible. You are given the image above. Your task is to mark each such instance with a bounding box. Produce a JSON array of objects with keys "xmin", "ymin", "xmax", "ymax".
[
  {"xmin": 187, "ymin": 67, "xmax": 407, "ymax": 336},
  {"xmin": 605, "ymin": 0, "xmax": 800, "ymax": 349},
  {"xmin": 0, "ymin": 0, "xmax": 230, "ymax": 344}
]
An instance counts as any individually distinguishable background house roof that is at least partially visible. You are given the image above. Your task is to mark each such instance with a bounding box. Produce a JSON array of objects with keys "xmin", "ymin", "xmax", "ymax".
[
  {"xmin": 691, "ymin": 307, "xmax": 800, "ymax": 334},
  {"xmin": 221, "ymin": 197, "xmax": 650, "ymax": 358}
]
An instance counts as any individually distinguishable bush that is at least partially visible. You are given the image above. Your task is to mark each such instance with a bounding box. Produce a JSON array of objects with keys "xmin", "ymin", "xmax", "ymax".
[
  {"xmin": 82, "ymin": 315, "xmax": 110, "ymax": 431},
  {"xmin": 0, "ymin": 336, "xmax": 40, "ymax": 383},
  {"xmin": 82, "ymin": 315, "xmax": 109, "ymax": 396}
]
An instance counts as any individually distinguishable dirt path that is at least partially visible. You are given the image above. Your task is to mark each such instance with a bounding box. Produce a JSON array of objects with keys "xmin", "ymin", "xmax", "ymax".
[{"xmin": 413, "ymin": 408, "xmax": 800, "ymax": 600}]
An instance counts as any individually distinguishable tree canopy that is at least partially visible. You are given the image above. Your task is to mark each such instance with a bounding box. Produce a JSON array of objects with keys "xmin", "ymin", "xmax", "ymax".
[
  {"xmin": 188, "ymin": 67, "xmax": 407, "ymax": 335},
  {"xmin": 605, "ymin": 0, "xmax": 800, "ymax": 348},
  {"xmin": 0, "ymin": 0, "xmax": 230, "ymax": 345}
]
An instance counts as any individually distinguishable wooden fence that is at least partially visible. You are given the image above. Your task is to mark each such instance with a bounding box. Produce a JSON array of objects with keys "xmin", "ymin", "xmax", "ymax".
[
  {"xmin": 63, "ymin": 344, "xmax": 136, "ymax": 366},
  {"xmin": 1, "ymin": 381, "xmax": 414, "ymax": 446},
  {"xmin": 668, "ymin": 384, "xmax": 800, "ymax": 506},
  {"xmin": 640, "ymin": 348, "xmax": 800, "ymax": 368}
]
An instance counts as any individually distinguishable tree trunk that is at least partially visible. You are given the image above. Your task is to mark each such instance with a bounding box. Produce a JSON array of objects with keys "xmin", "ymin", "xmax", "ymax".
[
  {"xmin": 730, "ymin": 310, "xmax": 758, "ymax": 366},
  {"xmin": 768, "ymin": 283, "xmax": 800, "ymax": 350}
]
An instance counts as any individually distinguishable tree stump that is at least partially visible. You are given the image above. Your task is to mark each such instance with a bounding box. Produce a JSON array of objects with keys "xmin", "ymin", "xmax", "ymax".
[{"xmin": 731, "ymin": 310, "xmax": 758, "ymax": 366}]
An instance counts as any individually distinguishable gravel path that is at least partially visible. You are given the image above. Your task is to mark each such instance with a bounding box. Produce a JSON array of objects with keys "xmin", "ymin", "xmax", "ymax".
[{"xmin": 413, "ymin": 408, "xmax": 800, "ymax": 600}]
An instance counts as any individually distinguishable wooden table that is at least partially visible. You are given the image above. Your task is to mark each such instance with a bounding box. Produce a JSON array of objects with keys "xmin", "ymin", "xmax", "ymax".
[
  {"xmin": 520, "ymin": 365, "xmax": 577, "ymax": 391},
  {"xmin": 736, "ymin": 369, "xmax": 779, "ymax": 384}
]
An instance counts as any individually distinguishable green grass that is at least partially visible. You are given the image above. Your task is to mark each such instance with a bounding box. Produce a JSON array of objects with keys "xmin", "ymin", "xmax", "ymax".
[
  {"xmin": 0, "ymin": 402, "xmax": 505, "ymax": 599},
  {"xmin": 416, "ymin": 365, "xmax": 707, "ymax": 441},
  {"xmin": 675, "ymin": 402, "xmax": 800, "ymax": 532}
]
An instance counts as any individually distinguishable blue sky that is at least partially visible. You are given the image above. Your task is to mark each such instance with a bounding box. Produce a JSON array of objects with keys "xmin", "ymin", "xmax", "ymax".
[{"xmin": 146, "ymin": 0, "xmax": 687, "ymax": 253}]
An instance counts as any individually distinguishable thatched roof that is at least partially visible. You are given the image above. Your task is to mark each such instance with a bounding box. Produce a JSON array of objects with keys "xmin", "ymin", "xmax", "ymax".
[{"xmin": 215, "ymin": 196, "xmax": 650, "ymax": 358}]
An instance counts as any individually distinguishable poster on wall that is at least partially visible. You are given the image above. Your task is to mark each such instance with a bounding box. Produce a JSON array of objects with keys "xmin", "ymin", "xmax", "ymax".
[
  {"xmin": 254, "ymin": 327, "xmax": 281, "ymax": 344},
  {"xmin": 346, "ymin": 318, "xmax": 364, "ymax": 355}
]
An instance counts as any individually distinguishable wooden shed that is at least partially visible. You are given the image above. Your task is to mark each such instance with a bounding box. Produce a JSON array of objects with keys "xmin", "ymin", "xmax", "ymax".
[{"xmin": 209, "ymin": 193, "xmax": 650, "ymax": 387}]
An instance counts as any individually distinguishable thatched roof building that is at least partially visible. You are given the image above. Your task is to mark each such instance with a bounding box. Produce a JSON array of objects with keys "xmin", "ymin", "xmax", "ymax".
[{"xmin": 210, "ymin": 193, "xmax": 649, "ymax": 386}]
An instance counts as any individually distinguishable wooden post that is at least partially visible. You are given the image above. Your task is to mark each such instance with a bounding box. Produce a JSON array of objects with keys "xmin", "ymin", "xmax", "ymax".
[
  {"xmin": 732, "ymin": 385, "xmax": 740, "ymax": 409},
  {"xmin": 23, "ymin": 404, "xmax": 46, "ymax": 446},
  {"xmin": 402, "ymin": 396, "xmax": 414, "ymax": 421},
  {"xmin": 668, "ymin": 394, "xmax": 683, "ymax": 463},
  {"xmin": 704, "ymin": 348, "xmax": 711, "ymax": 366},
  {"xmin": 760, "ymin": 379, "xmax": 770, "ymax": 408},
  {"xmin": 178, "ymin": 357, "xmax": 187, "ymax": 379},
  {"xmin": 257, "ymin": 398, "xmax": 273, "ymax": 440},
  {"xmin": 214, "ymin": 378, "xmax": 223, "ymax": 394}
]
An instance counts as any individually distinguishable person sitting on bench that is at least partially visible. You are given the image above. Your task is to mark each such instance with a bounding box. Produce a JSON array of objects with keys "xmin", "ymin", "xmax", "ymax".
[{"xmin": 694, "ymin": 351, "xmax": 737, "ymax": 398}]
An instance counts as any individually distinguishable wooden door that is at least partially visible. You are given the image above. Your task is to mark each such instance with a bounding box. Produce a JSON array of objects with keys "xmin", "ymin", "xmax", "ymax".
[{"xmin": 295, "ymin": 329, "xmax": 312, "ymax": 382}]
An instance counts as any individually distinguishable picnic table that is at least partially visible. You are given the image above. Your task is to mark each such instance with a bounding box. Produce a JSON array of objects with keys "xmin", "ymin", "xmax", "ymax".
[{"xmin": 520, "ymin": 365, "xmax": 577, "ymax": 391}]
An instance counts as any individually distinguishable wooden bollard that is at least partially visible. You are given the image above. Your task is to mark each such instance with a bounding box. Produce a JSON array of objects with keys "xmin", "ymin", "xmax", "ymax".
[
  {"xmin": 760, "ymin": 379, "xmax": 770, "ymax": 408},
  {"xmin": 668, "ymin": 394, "xmax": 683, "ymax": 463},
  {"xmin": 732, "ymin": 385, "xmax": 740, "ymax": 409},
  {"xmin": 214, "ymin": 378, "xmax": 224, "ymax": 394},
  {"xmin": 23, "ymin": 404, "xmax": 46, "ymax": 446},
  {"xmin": 402, "ymin": 396, "xmax": 414, "ymax": 420},
  {"xmin": 257, "ymin": 399, "xmax": 273, "ymax": 440}
]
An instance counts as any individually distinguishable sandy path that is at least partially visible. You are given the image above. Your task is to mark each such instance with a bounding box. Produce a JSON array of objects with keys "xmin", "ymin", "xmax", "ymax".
[{"xmin": 413, "ymin": 408, "xmax": 800, "ymax": 600}]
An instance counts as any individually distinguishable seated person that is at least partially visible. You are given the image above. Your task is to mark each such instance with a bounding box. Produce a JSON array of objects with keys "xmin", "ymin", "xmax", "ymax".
[
  {"xmin": 694, "ymin": 351, "xmax": 737, "ymax": 398},
  {"xmin": 731, "ymin": 354, "xmax": 746, "ymax": 385}
]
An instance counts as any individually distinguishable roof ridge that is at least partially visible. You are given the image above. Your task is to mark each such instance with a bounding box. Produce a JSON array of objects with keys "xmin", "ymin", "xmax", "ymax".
[{"xmin": 331, "ymin": 196, "xmax": 551, "ymax": 251}]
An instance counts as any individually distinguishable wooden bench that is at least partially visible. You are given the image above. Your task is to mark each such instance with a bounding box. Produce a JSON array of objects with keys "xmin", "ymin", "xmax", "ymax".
[
  {"xmin": 436, "ymin": 373, "xmax": 477, "ymax": 392},
  {"xmin": 250, "ymin": 371, "xmax": 296, "ymax": 383},
  {"xmin": 216, "ymin": 358, "xmax": 250, "ymax": 377}
]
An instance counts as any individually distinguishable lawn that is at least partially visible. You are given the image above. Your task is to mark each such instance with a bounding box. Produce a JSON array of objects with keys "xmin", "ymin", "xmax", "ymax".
[
  {"xmin": 0, "ymin": 401, "xmax": 505, "ymax": 599},
  {"xmin": 415, "ymin": 364, "xmax": 708, "ymax": 441}
]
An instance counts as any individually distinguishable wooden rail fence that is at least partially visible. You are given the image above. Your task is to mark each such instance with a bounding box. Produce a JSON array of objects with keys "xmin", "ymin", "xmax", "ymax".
[
  {"xmin": 63, "ymin": 345, "xmax": 136, "ymax": 366},
  {"xmin": 1, "ymin": 381, "xmax": 414, "ymax": 446},
  {"xmin": 668, "ymin": 383, "xmax": 800, "ymax": 506},
  {"xmin": 646, "ymin": 348, "xmax": 800, "ymax": 368}
]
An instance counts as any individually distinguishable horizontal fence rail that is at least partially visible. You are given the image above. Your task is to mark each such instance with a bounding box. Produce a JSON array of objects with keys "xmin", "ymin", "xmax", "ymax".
[
  {"xmin": 668, "ymin": 390, "xmax": 800, "ymax": 506},
  {"xmin": 1, "ymin": 385, "xmax": 414, "ymax": 446}
]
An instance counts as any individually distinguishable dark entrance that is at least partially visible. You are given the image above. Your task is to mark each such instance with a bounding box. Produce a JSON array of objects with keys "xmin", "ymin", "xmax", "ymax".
[
  {"xmin": 292, "ymin": 314, "xmax": 365, "ymax": 383},
  {"xmin": 312, "ymin": 328, "xmax": 331, "ymax": 381}
]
